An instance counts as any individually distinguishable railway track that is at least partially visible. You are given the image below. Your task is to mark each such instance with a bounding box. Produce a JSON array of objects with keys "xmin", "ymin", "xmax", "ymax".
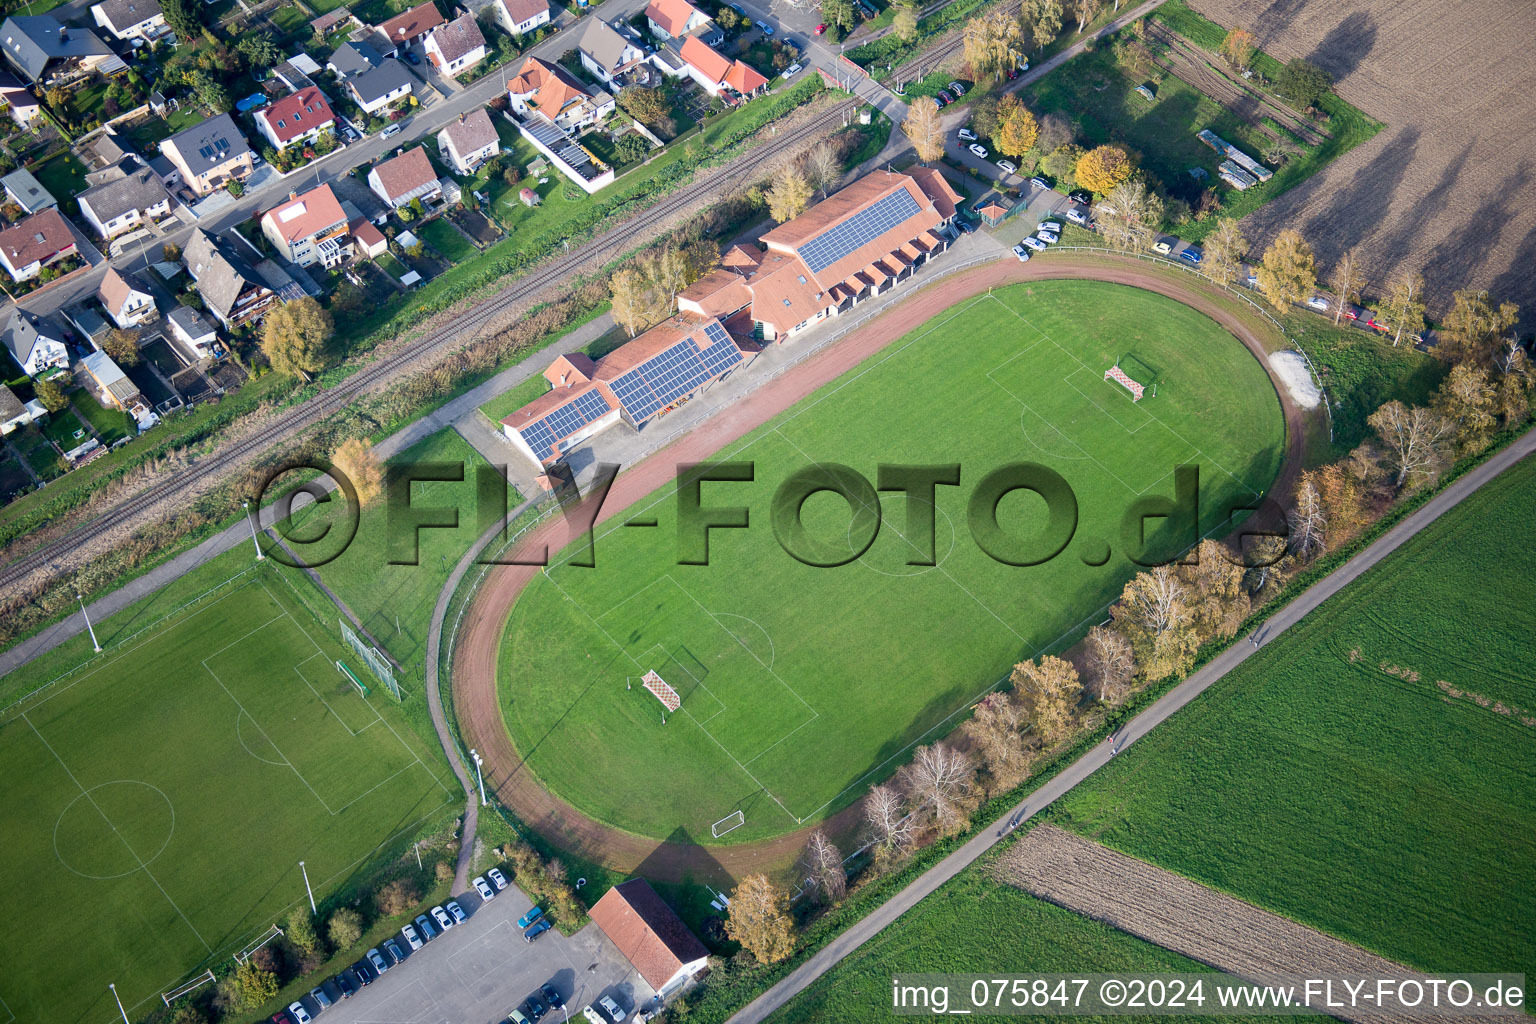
[{"xmin": 0, "ymin": 98, "xmax": 857, "ymax": 593}]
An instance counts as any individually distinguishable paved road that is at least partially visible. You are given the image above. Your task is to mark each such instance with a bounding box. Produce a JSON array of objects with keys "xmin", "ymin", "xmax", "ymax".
[{"xmin": 726, "ymin": 425, "xmax": 1536, "ymax": 1023}]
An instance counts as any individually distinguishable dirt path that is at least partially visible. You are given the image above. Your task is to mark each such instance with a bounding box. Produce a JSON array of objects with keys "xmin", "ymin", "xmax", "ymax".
[{"xmin": 450, "ymin": 255, "xmax": 1306, "ymax": 883}]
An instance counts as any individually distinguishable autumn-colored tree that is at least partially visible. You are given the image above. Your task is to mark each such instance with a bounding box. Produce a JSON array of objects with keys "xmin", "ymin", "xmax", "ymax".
[
  {"xmin": 1115, "ymin": 566, "xmax": 1198, "ymax": 681},
  {"xmin": 1368, "ymin": 400, "xmax": 1454, "ymax": 491},
  {"xmin": 1084, "ymin": 624, "xmax": 1134, "ymax": 704},
  {"xmin": 333, "ymin": 437, "xmax": 384, "ymax": 505},
  {"xmin": 1219, "ymin": 27, "xmax": 1257, "ymax": 71},
  {"xmin": 892, "ymin": 0, "xmax": 918, "ymax": 41},
  {"xmin": 1435, "ymin": 363, "xmax": 1498, "ymax": 455},
  {"xmin": 1371, "ymin": 271, "xmax": 1427, "ymax": 347},
  {"xmin": 1315, "ymin": 463, "xmax": 1366, "ymax": 543},
  {"xmin": 617, "ymin": 86, "xmax": 670, "ymax": 130},
  {"xmin": 902, "ymin": 97, "xmax": 945, "ymax": 163},
  {"xmin": 376, "ymin": 877, "xmax": 419, "ymax": 917},
  {"xmin": 34, "ymin": 375, "xmax": 68, "ymax": 413},
  {"xmin": 726, "ymin": 874, "xmax": 796, "ymax": 963},
  {"xmin": 285, "ymin": 907, "xmax": 323, "ymax": 957},
  {"xmin": 1203, "ymin": 217, "xmax": 1247, "ymax": 286},
  {"xmin": 102, "ymin": 328, "xmax": 140, "ymax": 366},
  {"xmin": 261, "ymin": 297, "xmax": 332, "ymax": 377},
  {"xmin": 1097, "ymin": 177, "xmax": 1163, "ymax": 253},
  {"xmin": 1255, "ymin": 228, "xmax": 1316, "ymax": 311},
  {"xmin": 1074, "ymin": 144, "xmax": 1132, "ymax": 194},
  {"xmin": 1287, "ymin": 471, "xmax": 1327, "ymax": 559},
  {"xmin": 328, "ymin": 907, "xmax": 364, "ymax": 949},
  {"xmin": 231, "ymin": 961, "xmax": 278, "ymax": 1010},
  {"xmin": 963, "ymin": 9, "xmax": 1024, "ymax": 82},
  {"xmin": 161, "ymin": 242, "xmax": 182, "ymax": 263},
  {"xmin": 610, "ymin": 267, "xmax": 653, "ymax": 338},
  {"xmin": 1179, "ymin": 539, "xmax": 1249, "ymax": 640},
  {"xmin": 1072, "ymin": 0, "xmax": 1102, "ymax": 33},
  {"xmin": 1327, "ymin": 248, "xmax": 1365, "ymax": 324},
  {"xmin": 767, "ymin": 163, "xmax": 813, "ymax": 223},
  {"xmin": 1010, "ymin": 655, "xmax": 1081, "ymax": 746},
  {"xmin": 799, "ymin": 829, "xmax": 846, "ymax": 903},
  {"xmin": 994, "ymin": 96, "xmax": 1039, "ymax": 159},
  {"xmin": 1019, "ymin": 0, "xmax": 1063, "ymax": 51},
  {"xmin": 964, "ymin": 691, "xmax": 1029, "ymax": 791},
  {"xmin": 1440, "ymin": 289, "xmax": 1520, "ymax": 365},
  {"xmin": 1495, "ymin": 349, "xmax": 1531, "ymax": 428},
  {"xmin": 898, "ymin": 742, "xmax": 976, "ymax": 830}
]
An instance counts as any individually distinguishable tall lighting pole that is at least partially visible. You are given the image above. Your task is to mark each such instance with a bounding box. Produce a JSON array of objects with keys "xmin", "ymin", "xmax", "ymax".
[
  {"xmin": 469, "ymin": 749, "xmax": 486, "ymax": 806},
  {"xmin": 243, "ymin": 501, "xmax": 265, "ymax": 560},
  {"xmin": 78, "ymin": 592, "xmax": 101, "ymax": 653},
  {"xmin": 299, "ymin": 860, "xmax": 316, "ymax": 914},
  {"xmin": 109, "ymin": 983, "xmax": 130, "ymax": 1024}
]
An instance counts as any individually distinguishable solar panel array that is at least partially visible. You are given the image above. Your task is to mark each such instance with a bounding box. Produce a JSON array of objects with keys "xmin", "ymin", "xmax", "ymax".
[
  {"xmin": 797, "ymin": 188, "xmax": 923, "ymax": 274},
  {"xmin": 609, "ymin": 327, "xmax": 743, "ymax": 422},
  {"xmin": 519, "ymin": 388, "xmax": 613, "ymax": 461}
]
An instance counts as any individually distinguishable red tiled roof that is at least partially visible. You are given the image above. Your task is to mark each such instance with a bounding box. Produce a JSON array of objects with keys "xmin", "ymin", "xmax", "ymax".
[
  {"xmin": 679, "ymin": 35, "xmax": 731, "ymax": 83},
  {"xmin": 645, "ymin": 0, "xmax": 700, "ymax": 36},
  {"xmin": 499, "ymin": 0, "xmax": 549, "ymax": 25},
  {"xmin": 904, "ymin": 164, "xmax": 963, "ymax": 220},
  {"xmin": 543, "ymin": 352, "xmax": 596, "ymax": 388},
  {"xmin": 589, "ymin": 880, "xmax": 708, "ymax": 992},
  {"xmin": 721, "ymin": 243, "xmax": 762, "ymax": 270},
  {"xmin": 592, "ymin": 312, "xmax": 714, "ymax": 378},
  {"xmin": 262, "ymin": 184, "xmax": 347, "ymax": 243},
  {"xmin": 678, "ymin": 267, "xmax": 751, "ymax": 318},
  {"xmin": 761, "ymin": 170, "xmax": 941, "ymax": 287},
  {"xmin": 370, "ymin": 147, "xmax": 436, "ymax": 201},
  {"xmin": 258, "ymin": 88, "xmax": 336, "ymax": 144},
  {"xmin": 723, "ymin": 58, "xmax": 767, "ymax": 95},
  {"xmin": 507, "ymin": 56, "xmax": 590, "ymax": 118},
  {"xmin": 379, "ymin": 0, "xmax": 444, "ymax": 41},
  {"xmin": 746, "ymin": 251, "xmax": 828, "ymax": 331},
  {"xmin": 0, "ymin": 208, "xmax": 75, "ymax": 270},
  {"xmin": 350, "ymin": 218, "xmax": 386, "ymax": 248}
]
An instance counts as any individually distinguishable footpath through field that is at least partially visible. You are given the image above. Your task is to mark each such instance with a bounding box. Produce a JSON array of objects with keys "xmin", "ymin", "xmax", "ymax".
[{"xmin": 725, "ymin": 424, "xmax": 1536, "ymax": 1024}]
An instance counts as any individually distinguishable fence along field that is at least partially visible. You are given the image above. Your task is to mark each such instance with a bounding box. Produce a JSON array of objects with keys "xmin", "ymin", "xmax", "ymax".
[
  {"xmin": 498, "ymin": 280, "xmax": 1285, "ymax": 844},
  {"xmin": 0, "ymin": 570, "xmax": 457, "ymax": 1024},
  {"xmin": 1051, "ymin": 454, "xmax": 1536, "ymax": 979}
]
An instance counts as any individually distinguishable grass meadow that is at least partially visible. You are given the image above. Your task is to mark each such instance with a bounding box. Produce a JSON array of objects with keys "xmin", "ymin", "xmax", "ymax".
[
  {"xmin": 1051, "ymin": 455, "xmax": 1536, "ymax": 977},
  {"xmin": 498, "ymin": 281, "xmax": 1285, "ymax": 843}
]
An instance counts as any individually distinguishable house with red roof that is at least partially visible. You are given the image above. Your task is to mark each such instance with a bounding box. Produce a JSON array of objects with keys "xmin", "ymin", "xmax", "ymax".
[
  {"xmin": 644, "ymin": 0, "xmax": 720, "ymax": 44},
  {"xmin": 367, "ymin": 147, "xmax": 442, "ymax": 210},
  {"xmin": 254, "ymin": 88, "xmax": 337, "ymax": 151},
  {"xmin": 488, "ymin": 0, "xmax": 549, "ymax": 36},
  {"xmin": 374, "ymin": 0, "xmax": 444, "ymax": 53},
  {"xmin": 589, "ymin": 880, "xmax": 709, "ymax": 999},
  {"xmin": 506, "ymin": 55, "xmax": 609, "ymax": 132},
  {"xmin": 671, "ymin": 36, "xmax": 767, "ymax": 102},
  {"xmin": 260, "ymin": 185, "xmax": 351, "ymax": 268},
  {"xmin": 0, "ymin": 208, "xmax": 77, "ymax": 283}
]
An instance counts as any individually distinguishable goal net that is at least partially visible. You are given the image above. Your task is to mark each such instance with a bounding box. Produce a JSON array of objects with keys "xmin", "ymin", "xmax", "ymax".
[
  {"xmin": 711, "ymin": 810, "xmax": 745, "ymax": 837},
  {"xmin": 1105, "ymin": 365, "xmax": 1146, "ymax": 402},
  {"xmin": 234, "ymin": 924, "xmax": 284, "ymax": 964},
  {"xmin": 340, "ymin": 619, "xmax": 401, "ymax": 700},
  {"xmin": 162, "ymin": 970, "xmax": 215, "ymax": 1005},
  {"xmin": 642, "ymin": 670, "xmax": 681, "ymax": 712}
]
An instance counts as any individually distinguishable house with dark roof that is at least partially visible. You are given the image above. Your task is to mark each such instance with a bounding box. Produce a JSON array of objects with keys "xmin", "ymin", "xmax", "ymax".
[
  {"xmin": 184, "ymin": 229, "xmax": 276, "ymax": 328},
  {"xmin": 326, "ymin": 38, "xmax": 382, "ymax": 79},
  {"xmin": 260, "ymin": 184, "xmax": 350, "ymax": 268},
  {"xmin": 437, "ymin": 108, "xmax": 497, "ymax": 174},
  {"xmin": 574, "ymin": 16, "xmax": 646, "ymax": 86},
  {"xmin": 1, "ymin": 167, "xmax": 55, "ymax": 214},
  {"xmin": 0, "ymin": 383, "xmax": 46, "ymax": 434},
  {"xmin": 77, "ymin": 160, "xmax": 172, "ymax": 239},
  {"xmin": 374, "ymin": 0, "xmax": 444, "ymax": 53},
  {"xmin": 91, "ymin": 0, "xmax": 168, "ymax": 43},
  {"xmin": 424, "ymin": 12, "xmax": 484, "ymax": 76},
  {"xmin": 347, "ymin": 58, "xmax": 413, "ymax": 114},
  {"xmin": 367, "ymin": 147, "xmax": 440, "ymax": 209},
  {"xmin": 645, "ymin": 0, "xmax": 720, "ymax": 45},
  {"xmin": 2, "ymin": 309, "xmax": 68, "ymax": 377},
  {"xmin": 0, "ymin": 207, "xmax": 77, "ymax": 282},
  {"xmin": 255, "ymin": 87, "xmax": 337, "ymax": 151},
  {"xmin": 98, "ymin": 267, "xmax": 157, "ymax": 328},
  {"xmin": 159, "ymin": 113, "xmax": 254, "ymax": 196},
  {"xmin": 0, "ymin": 72, "xmax": 41, "ymax": 124},
  {"xmin": 588, "ymin": 880, "xmax": 709, "ymax": 998},
  {"xmin": 0, "ymin": 15, "xmax": 118, "ymax": 84},
  {"xmin": 167, "ymin": 303, "xmax": 218, "ymax": 355},
  {"xmin": 81, "ymin": 350, "xmax": 154, "ymax": 432},
  {"xmin": 489, "ymin": 0, "xmax": 549, "ymax": 37}
]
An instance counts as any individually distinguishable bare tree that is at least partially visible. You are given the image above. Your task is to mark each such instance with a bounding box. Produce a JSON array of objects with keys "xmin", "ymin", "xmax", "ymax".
[
  {"xmin": 1202, "ymin": 217, "xmax": 1248, "ymax": 287},
  {"xmin": 1124, "ymin": 565, "xmax": 1185, "ymax": 636},
  {"xmin": 803, "ymin": 141, "xmax": 842, "ymax": 198},
  {"xmin": 1287, "ymin": 471, "xmax": 1327, "ymax": 559},
  {"xmin": 799, "ymin": 829, "xmax": 846, "ymax": 903},
  {"xmin": 1367, "ymin": 401, "xmax": 1454, "ymax": 490},
  {"xmin": 1084, "ymin": 625, "xmax": 1134, "ymax": 703},
  {"xmin": 863, "ymin": 784, "xmax": 914, "ymax": 852},
  {"xmin": 902, "ymin": 97, "xmax": 945, "ymax": 164},
  {"xmin": 1098, "ymin": 178, "xmax": 1163, "ymax": 254},
  {"xmin": 1035, "ymin": 112, "xmax": 1074, "ymax": 154},
  {"xmin": 898, "ymin": 743, "xmax": 975, "ymax": 830},
  {"xmin": 964, "ymin": 691, "xmax": 1030, "ymax": 791},
  {"xmin": 1329, "ymin": 248, "xmax": 1364, "ymax": 324}
]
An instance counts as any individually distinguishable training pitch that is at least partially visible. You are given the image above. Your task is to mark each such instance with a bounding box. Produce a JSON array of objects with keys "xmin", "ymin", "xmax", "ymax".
[
  {"xmin": 499, "ymin": 281, "xmax": 1285, "ymax": 842},
  {"xmin": 0, "ymin": 571, "xmax": 457, "ymax": 1024}
]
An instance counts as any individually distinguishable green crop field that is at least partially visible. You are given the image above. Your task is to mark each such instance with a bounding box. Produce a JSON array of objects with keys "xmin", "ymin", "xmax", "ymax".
[
  {"xmin": 498, "ymin": 281, "xmax": 1284, "ymax": 842},
  {"xmin": 0, "ymin": 569, "xmax": 458, "ymax": 1024},
  {"xmin": 1052, "ymin": 455, "xmax": 1536, "ymax": 976}
]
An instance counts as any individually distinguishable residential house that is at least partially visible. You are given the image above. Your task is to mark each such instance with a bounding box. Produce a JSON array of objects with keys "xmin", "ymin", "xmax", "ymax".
[
  {"xmin": 1, "ymin": 167, "xmax": 55, "ymax": 214},
  {"xmin": 347, "ymin": 59, "xmax": 413, "ymax": 114},
  {"xmin": 672, "ymin": 36, "xmax": 766, "ymax": 101},
  {"xmin": 98, "ymin": 267, "xmax": 157, "ymax": 328},
  {"xmin": 159, "ymin": 113, "xmax": 254, "ymax": 196},
  {"xmin": 367, "ymin": 147, "xmax": 441, "ymax": 209},
  {"xmin": 375, "ymin": 0, "xmax": 444, "ymax": 54},
  {"xmin": 588, "ymin": 880, "xmax": 710, "ymax": 998},
  {"xmin": 184, "ymin": 229, "xmax": 276, "ymax": 329},
  {"xmin": 349, "ymin": 218, "xmax": 388, "ymax": 257},
  {"xmin": 326, "ymin": 38, "xmax": 382, "ymax": 79},
  {"xmin": 167, "ymin": 304, "xmax": 218, "ymax": 355},
  {"xmin": 1, "ymin": 309, "xmax": 68, "ymax": 376},
  {"xmin": 254, "ymin": 87, "xmax": 337, "ymax": 151},
  {"xmin": 0, "ymin": 207, "xmax": 77, "ymax": 283},
  {"xmin": 0, "ymin": 16, "xmax": 120, "ymax": 85},
  {"xmin": 506, "ymin": 56, "xmax": 608, "ymax": 132},
  {"xmin": 644, "ymin": 0, "xmax": 720, "ymax": 45},
  {"xmin": 0, "ymin": 74, "xmax": 42, "ymax": 125},
  {"xmin": 424, "ymin": 12, "xmax": 484, "ymax": 76},
  {"xmin": 260, "ymin": 184, "xmax": 350, "ymax": 269},
  {"xmin": 81, "ymin": 349, "xmax": 155, "ymax": 432},
  {"xmin": 574, "ymin": 16, "xmax": 645, "ymax": 86},
  {"xmin": 77, "ymin": 160, "xmax": 172, "ymax": 239},
  {"xmin": 0, "ymin": 384, "xmax": 46, "ymax": 434},
  {"xmin": 437, "ymin": 108, "xmax": 497, "ymax": 174},
  {"xmin": 488, "ymin": 0, "xmax": 549, "ymax": 37},
  {"xmin": 64, "ymin": 301, "xmax": 110, "ymax": 349},
  {"xmin": 91, "ymin": 0, "xmax": 169, "ymax": 44}
]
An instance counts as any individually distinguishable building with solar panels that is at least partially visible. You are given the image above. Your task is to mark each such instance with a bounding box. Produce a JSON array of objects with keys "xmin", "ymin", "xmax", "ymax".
[
  {"xmin": 677, "ymin": 168, "xmax": 964, "ymax": 342},
  {"xmin": 499, "ymin": 312, "xmax": 755, "ymax": 468}
]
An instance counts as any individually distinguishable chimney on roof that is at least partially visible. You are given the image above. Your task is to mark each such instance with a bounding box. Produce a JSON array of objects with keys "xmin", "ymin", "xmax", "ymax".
[{"xmin": 289, "ymin": 190, "xmax": 298, "ymax": 200}]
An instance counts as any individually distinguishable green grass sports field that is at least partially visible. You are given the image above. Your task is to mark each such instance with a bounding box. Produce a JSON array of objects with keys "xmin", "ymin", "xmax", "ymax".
[
  {"xmin": 1052, "ymin": 453, "xmax": 1536, "ymax": 976},
  {"xmin": 0, "ymin": 570, "xmax": 457, "ymax": 1024},
  {"xmin": 498, "ymin": 281, "xmax": 1285, "ymax": 842}
]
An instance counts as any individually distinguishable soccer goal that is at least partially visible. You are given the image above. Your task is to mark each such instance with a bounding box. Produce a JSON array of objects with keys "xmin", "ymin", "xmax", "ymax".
[
  {"xmin": 339, "ymin": 619, "xmax": 401, "ymax": 700},
  {"xmin": 1105, "ymin": 354, "xmax": 1159, "ymax": 401},
  {"xmin": 337, "ymin": 660, "xmax": 370, "ymax": 698},
  {"xmin": 641, "ymin": 670, "xmax": 681, "ymax": 714},
  {"xmin": 162, "ymin": 970, "xmax": 215, "ymax": 1005},
  {"xmin": 711, "ymin": 810, "xmax": 746, "ymax": 837},
  {"xmin": 233, "ymin": 924, "xmax": 284, "ymax": 964}
]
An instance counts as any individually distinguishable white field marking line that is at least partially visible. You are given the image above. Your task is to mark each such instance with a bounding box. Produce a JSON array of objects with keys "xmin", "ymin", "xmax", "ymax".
[
  {"xmin": 0, "ymin": 988, "xmax": 14, "ymax": 1024},
  {"xmin": 542, "ymin": 570, "xmax": 801, "ymax": 824},
  {"xmin": 712, "ymin": 610, "xmax": 776, "ymax": 670},
  {"xmin": 236, "ymin": 710, "xmax": 288, "ymax": 766},
  {"xmin": 291, "ymin": 654, "xmax": 382, "ymax": 737},
  {"xmin": 635, "ymin": 641, "xmax": 727, "ymax": 725},
  {"xmin": 21, "ymin": 712, "xmax": 213, "ymax": 954},
  {"xmin": 984, "ymin": 363, "xmax": 1143, "ymax": 495},
  {"xmin": 595, "ymin": 578, "xmax": 735, "ymax": 713},
  {"xmin": 1062, "ymin": 365, "xmax": 1154, "ymax": 436},
  {"xmin": 1004, "ymin": 299, "xmax": 1262, "ymax": 500},
  {"xmin": 543, "ymin": 293, "xmax": 998, "ymax": 576}
]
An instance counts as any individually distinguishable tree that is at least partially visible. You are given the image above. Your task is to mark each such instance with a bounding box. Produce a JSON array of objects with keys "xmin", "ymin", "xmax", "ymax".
[
  {"xmin": 1496, "ymin": 357, "xmax": 1531, "ymax": 428},
  {"xmin": 162, "ymin": 242, "xmax": 181, "ymax": 263},
  {"xmin": 617, "ymin": 86, "xmax": 670, "ymax": 130},
  {"xmin": 1371, "ymin": 271, "xmax": 1426, "ymax": 347},
  {"xmin": 1010, "ymin": 655, "xmax": 1081, "ymax": 746},
  {"xmin": 237, "ymin": 34, "xmax": 282, "ymax": 70},
  {"xmin": 329, "ymin": 907, "xmax": 364, "ymax": 948},
  {"xmin": 1435, "ymin": 362, "xmax": 1498, "ymax": 455},
  {"xmin": 1179, "ymin": 538, "xmax": 1250, "ymax": 640},
  {"xmin": 1255, "ymin": 228, "xmax": 1316, "ymax": 311},
  {"xmin": 261, "ymin": 297, "xmax": 332, "ymax": 376},
  {"xmin": 232, "ymin": 961, "xmax": 278, "ymax": 1010},
  {"xmin": 34, "ymin": 376, "xmax": 68, "ymax": 413},
  {"xmin": 766, "ymin": 163, "xmax": 812, "ymax": 223},
  {"xmin": 169, "ymin": 1005, "xmax": 209, "ymax": 1024},
  {"xmin": 1040, "ymin": 144, "xmax": 1084, "ymax": 188},
  {"xmin": 1315, "ymin": 463, "xmax": 1366, "ymax": 543},
  {"xmin": 994, "ymin": 96, "xmax": 1039, "ymax": 159},
  {"xmin": 1328, "ymin": 248, "xmax": 1364, "ymax": 324},
  {"xmin": 102, "ymin": 328, "xmax": 140, "ymax": 366},
  {"xmin": 1219, "ymin": 27, "xmax": 1257, "ymax": 71},
  {"xmin": 1072, "ymin": 0, "xmax": 1102, "ymax": 33},
  {"xmin": 964, "ymin": 691, "xmax": 1029, "ymax": 789},
  {"xmin": 726, "ymin": 874, "xmax": 795, "ymax": 964},
  {"xmin": 892, "ymin": 0, "xmax": 918, "ymax": 42},
  {"xmin": 1034, "ymin": 112, "xmax": 1074, "ymax": 154},
  {"xmin": 1084, "ymin": 624, "xmax": 1134, "ymax": 703},
  {"xmin": 333, "ymin": 437, "xmax": 384, "ymax": 504},
  {"xmin": 1368, "ymin": 400, "xmax": 1454, "ymax": 491},
  {"xmin": 1019, "ymin": 0, "xmax": 1063, "ymax": 51},
  {"xmin": 1115, "ymin": 566, "xmax": 1198, "ymax": 681},
  {"xmin": 864, "ymin": 783, "xmax": 915, "ymax": 854},
  {"xmin": 1287, "ymin": 471, "xmax": 1327, "ymax": 559},
  {"xmin": 161, "ymin": 0, "xmax": 201, "ymax": 40},
  {"xmin": 285, "ymin": 907, "xmax": 323, "ymax": 957},
  {"xmin": 1440, "ymin": 289, "xmax": 1520, "ymax": 365},
  {"xmin": 898, "ymin": 742, "xmax": 975, "ymax": 830},
  {"xmin": 1276, "ymin": 58, "xmax": 1332, "ymax": 109},
  {"xmin": 187, "ymin": 68, "xmax": 231, "ymax": 113},
  {"xmin": 803, "ymin": 141, "xmax": 842, "ymax": 197},
  {"xmin": 1203, "ymin": 217, "xmax": 1247, "ymax": 286},
  {"xmin": 1097, "ymin": 177, "xmax": 1163, "ymax": 253},
  {"xmin": 799, "ymin": 830, "xmax": 846, "ymax": 903},
  {"xmin": 821, "ymin": 0, "xmax": 857, "ymax": 35},
  {"xmin": 902, "ymin": 97, "xmax": 945, "ymax": 164},
  {"xmin": 610, "ymin": 267, "xmax": 656, "ymax": 338},
  {"xmin": 1074, "ymin": 144, "xmax": 1132, "ymax": 194},
  {"xmin": 963, "ymin": 9, "xmax": 1023, "ymax": 82}
]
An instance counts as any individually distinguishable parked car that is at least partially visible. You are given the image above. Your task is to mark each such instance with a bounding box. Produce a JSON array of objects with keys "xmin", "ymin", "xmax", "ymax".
[
  {"xmin": 405, "ymin": 49, "xmax": 421, "ymax": 64},
  {"xmin": 350, "ymin": 960, "xmax": 374, "ymax": 986},
  {"xmin": 755, "ymin": 19, "xmax": 773, "ymax": 34},
  {"xmin": 1153, "ymin": 240, "xmax": 1173, "ymax": 254},
  {"xmin": 288, "ymin": 1002, "xmax": 312, "ymax": 1024},
  {"xmin": 474, "ymin": 875, "xmax": 497, "ymax": 901},
  {"xmin": 1306, "ymin": 295, "xmax": 1330, "ymax": 311},
  {"xmin": 310, "ymin": 984, "xmax": 334, "ymax": 1010},
  {"xmin": 381, "ymin": 123, "xmax": 403, "ymax": 138},
  {"xmin": 1006, "ymin": 66, "xmax": 1018, "ymax": 80},
  {"xmin": 1036, "ymin": 229, "xmax": 1059, "ymax": 244},
  {"xmin": 1017, "ymin": 57, "xmax": 1030, "ymax": 71},
  {"xmin": 431, "ymin": 905, "xmax": 454, "ymax": 931},
  {"xmin": 524, "ymin": 918, "xmax": 553, "ymax": 942},
  {"xmin": 936, "ymin": 90, "xmax": 952, "ymax": 105},
  {"xmin": 1068, "ymin": 188, "xmax": 1093, "ymax": 204},
  {"xmin": 1180, "ymin": 246, "xmax": 1203, "ymax": 264},
  {"xmin": 815, "ymin": 22, "xmax": 826, "ymax": 33},
  {"xmin": 518, "ymin": 905, "xmax": 545, "ymax": 929},
  {"xmin": 271, "ymin": 1013, "xmax": 295, "ymax": 1024},
  {"xmin": 488, "ymin": 867, "xmax": 509, "ymax": 890},
  {"xmin": 1012, "ymin": 243, "xmax": 1032, "ymax": 262},
  {"xmin": 384, "ymin": 938, "xmax": 405, "ymax": 964},
  {"xmin": 1038, "ymin": 220, "xmax": 1062, "ymax": 233},
  {"xmin": 541, "ymin": 982, "xmax": 565, "ymax": 1009},
  {"xmin": 599, "ymin": 995, "xmax": 628, "ymax": 1021},
  {"xmin": 414, "ymin": 913, "xmax": 438, "ymax": 939},
  {"xmin": 947, "ymin": 80, "xmax": 966, "ymax": 95},
  {"xmin": 582, "ymin": 1008, "xmax": 604, "ymax": 1024},
  {"xmin": 511, "ymin": 1011, "xmax": 533, "ymax": 1024},
  {"xmin": 525, "ymin": 994, "xmax": 548, "ymax": 1021},
  {"xmin": 957, "ymin": 127, "xmax": 976, "ymax": 141},
  {"xmin": 967, "ymin": 143, "xmax": 988, "ymax": 159},
  {"xmin": 402, "ymin": 923, "xmax": 424, "ymax": 950},
  {"xmin": 996, "ymin": 159, "xmax": 1017, "ymax": 174},
  {"xmin": 1065, "ymin": 206, "xmax": 1090, "ymax": 225},
  {"xmin": 366, "ymin": 948, "xmax": 390, "ymax": 974},
  {"xmin": 1021, "ymin": 235, "xmax": 1047, "ymax": 251},
  {"xmin": 780, "ymin": 62, "xmax": 801, "ymax": 79},
  {"xmin": 1030, "ymin": 176, "xmax": 1050, "ymax": 190},
  {"xmin": 334, "ymin": 971, "xmax": 356, "ymax": 999},
  {"xmin": 445, "ymin": 899, "xmax": 467, "ymax": 924}
]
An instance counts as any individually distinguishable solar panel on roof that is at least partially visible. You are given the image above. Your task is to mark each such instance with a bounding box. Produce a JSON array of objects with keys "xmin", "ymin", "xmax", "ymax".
[
  {"xmin": 519, "ymin": 388, "xmax": 613, "ymax": 461},
  {"xmin": 608, "ymin": 325, "xmax": 744, "ymax": 422},
  {"xmin": 797, "ymin": 188, "xmax": 923, "ymax": 274}
]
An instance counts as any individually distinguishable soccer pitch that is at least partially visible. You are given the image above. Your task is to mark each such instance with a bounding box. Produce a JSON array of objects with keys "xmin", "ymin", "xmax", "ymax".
[
  {"xmin": 0, "ymin": 569, "xmax": 457, "ymax": 1024},
  {"xmin": 499, "ymin": 281, "xmax": 1285, "ymax": 842}
]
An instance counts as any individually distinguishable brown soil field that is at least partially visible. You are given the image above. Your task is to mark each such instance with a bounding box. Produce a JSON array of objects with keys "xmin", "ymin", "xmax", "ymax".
[
  {"xmin": 1190, "ymin": 0, "xmax": 1536, "ymax": 324},
  {"xmin": 995, "ymin": 824, "xmax": 1502, "ymax": 1024}
]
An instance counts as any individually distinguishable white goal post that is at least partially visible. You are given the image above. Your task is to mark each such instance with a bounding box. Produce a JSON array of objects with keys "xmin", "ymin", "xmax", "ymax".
[
  {"xmin": 1105, "ymin": 364, "xmax": 1146, "ymax": 402},
  {"xmin": 641, "ymin": 670, "xmax": 681, "ymax": 712},
  {"xmin": 711, "ymin": 810, "xmax": 745, "ymax": 837}
]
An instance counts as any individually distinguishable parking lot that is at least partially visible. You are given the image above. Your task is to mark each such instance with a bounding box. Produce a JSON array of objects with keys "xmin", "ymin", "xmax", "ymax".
[{"xmin": 306, "ymin": 886, "xmax": 654, "ymax": 1024}]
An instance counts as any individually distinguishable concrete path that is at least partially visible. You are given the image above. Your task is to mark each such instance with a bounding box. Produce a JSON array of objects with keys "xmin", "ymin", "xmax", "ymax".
[{"xmin": 727, "ymin": 426, "xmax": 1536, "ymax": 1023}]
